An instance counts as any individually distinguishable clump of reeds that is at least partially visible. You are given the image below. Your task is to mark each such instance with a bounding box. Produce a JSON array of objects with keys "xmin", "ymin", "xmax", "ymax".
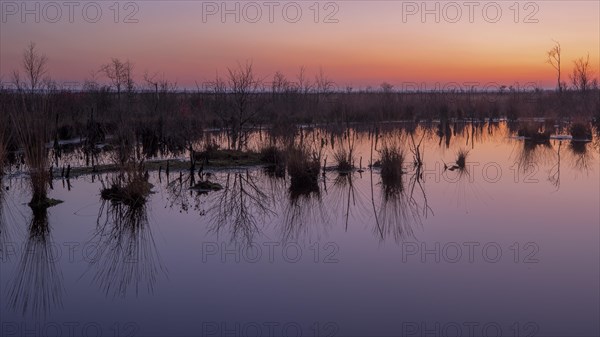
[
  {"xmin": 456, "ymin": 149, "xmax": 469, "ymax": 169},
  {"xmin": 101, "ymin": 167, "xmax": 152, "ymax": 207},
  {"xmin": 12, "ymin": 107, "xmax": 53, "ymax": 208},
  {"xmin": 197, "ymin": 138, "xmax": 220, "ymax": 163},
  {"xmin": 260, "ymin": 144, "xmax": 286, "ymax": 177},
  {"xmin": 333, "ymin": 146, "xmax": 353, "ymax": 172},
  {"xmin": 287, "ymin": 145, "xmax": 321, "ymax": 193},
  {"xmin": 99, "ymin": 112, "xmax": 153, "ymax": 207},
  {"xmin": 260, "ymin": 145, "xmax": 285, "ymax": 165},
  {"xmin": 570, "ymin": 122, "xmax": 592, "ymax": 140},
  {"xmin": 517, "ymin": 124, "xmax": 551, "ymax": 143},
  {"xmin": 379, "ymin": 144, "xmax": 404, "ymax": 187}
]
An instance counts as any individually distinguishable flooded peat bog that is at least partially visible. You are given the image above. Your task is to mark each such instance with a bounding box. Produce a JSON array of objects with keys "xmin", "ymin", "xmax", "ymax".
[
  {"xmin": 2, "ymin": 4, "xmax": 600, "ymax": 333},
  {"xmin": 0, "ymin": 121, "xmax": 598, "ymax": 336}
]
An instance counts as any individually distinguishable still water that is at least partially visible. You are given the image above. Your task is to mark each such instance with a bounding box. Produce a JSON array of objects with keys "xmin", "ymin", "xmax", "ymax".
[{"xmin": 1, "ymin": 122, "xmax": 599, "ymax": 337}]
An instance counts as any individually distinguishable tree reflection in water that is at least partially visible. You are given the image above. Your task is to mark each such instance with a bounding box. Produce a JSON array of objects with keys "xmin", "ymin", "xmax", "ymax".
[{"xmin": 209, "ymin": 171, "xmax": 275, "ymax": 245}]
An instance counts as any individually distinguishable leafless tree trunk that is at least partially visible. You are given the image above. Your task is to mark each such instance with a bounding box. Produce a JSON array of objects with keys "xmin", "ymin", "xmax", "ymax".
[
  {"xmin": 21, "ymin": 42, "xmax": 48, "ymax": 94},
  {"xmin": 227, "ymin": 61, "xmax": 263, "ymax": 150},
  {"xmin": 547, "ymin": 41, "xmax": 563, "ymax": 93},
  {"xmin": 100, "ymin": 58, "xmax": 134, "ymax": 99}
]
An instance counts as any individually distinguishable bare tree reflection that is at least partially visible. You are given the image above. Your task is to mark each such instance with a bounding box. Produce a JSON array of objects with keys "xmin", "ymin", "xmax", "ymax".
[
  {"xmin": 85, "ymin": 194, "xmax": 166, "ymax": 298},
  {"xmin": 548, "ymin": 141, "xmax": 563, "ymax": 189},
  {"xmin": 209, "ymin": 171, "xmax": 274, "ymax": 245},
  {"xmin": 163, "ymin": 170, "xmax": 209, "ymax": 215},
  {"xmin": 7, "ymin": 206, "xmax": 64, "ymax": 317}
]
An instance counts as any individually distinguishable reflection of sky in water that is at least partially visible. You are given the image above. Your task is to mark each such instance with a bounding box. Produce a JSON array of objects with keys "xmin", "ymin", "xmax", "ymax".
[{"xmin": 0, "ymin": 123, "xmax": 598, "ymax": 336}]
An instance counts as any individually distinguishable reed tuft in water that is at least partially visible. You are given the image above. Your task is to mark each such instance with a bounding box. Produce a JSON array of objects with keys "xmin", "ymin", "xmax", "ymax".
[
  {"xmin": 379, "ymin": 144, "xmax": 404, "ymax": 190},
  {"xmin": 287, "ymin": 145, "xmax": 321, "ymax": 193},
  {"xmin": 569, "ymin": 122, "xmax": 592, "ymax": 140},
  {"xmin": 456, "ymin": 149, "xmax": 469, "ymax": 169}
]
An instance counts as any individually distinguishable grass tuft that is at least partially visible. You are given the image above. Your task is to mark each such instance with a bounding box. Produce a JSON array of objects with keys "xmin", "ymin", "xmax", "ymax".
[
  {"xmin": 570, "ymin": 122, "xmax": 592, "ymax": 140},
  {"xmin": 287, "ymin": 145, "xmax": 321, "ymax": 193},
  {"xmin": 379, "ymin": 144, "xmax": 404, "ymax": 188},
  {"xmin": 101, "ymin": 168, "xmax": 152, "ymax": 207},
  {"xmin": 456, "ymin": 149, "xmax": 469, "ymax": 169},
  {"xmin": 333, "ymin": 147, "xmax": 353, "ymax": 172}
]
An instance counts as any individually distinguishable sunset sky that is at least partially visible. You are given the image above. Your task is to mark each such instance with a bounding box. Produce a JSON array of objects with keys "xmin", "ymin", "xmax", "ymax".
[{"xmin": 1, "ymin": 1, "xmax": 598, "ymax": 89}]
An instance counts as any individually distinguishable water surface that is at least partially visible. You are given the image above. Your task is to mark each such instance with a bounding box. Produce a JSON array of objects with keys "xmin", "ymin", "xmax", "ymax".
[{"xmin": 1, "ymin": 122, "xmax": 599, "ymax": 337}]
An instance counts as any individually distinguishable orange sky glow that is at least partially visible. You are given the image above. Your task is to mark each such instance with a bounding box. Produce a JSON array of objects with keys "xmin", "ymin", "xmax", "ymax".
[{"xmin": 1, "ymin": 1, "xmax": 598, "ymax": 89}]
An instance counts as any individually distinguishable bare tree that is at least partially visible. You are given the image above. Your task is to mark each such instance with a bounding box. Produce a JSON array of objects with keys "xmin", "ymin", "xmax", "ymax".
[
  {"xmin": 380, "ymin": 82, "xmax": 394, "ymax": 94},
  {"xmin": 547, "ymin": 40, "xmax": 563, "ymax": 93},
  {"xmin": 295, "ymin": 66, "xmax": 312, "ymax": 94},
  {"xmin": 314, "ymin": 67, "xmax": 334, "ymax": 96},
  {"xmin": 99, "ymin": 58, "xmax": 134, "ymax": 98},
  {"xmin": 226, "ymin": 61, "xmax": 263, "ymax": 149},
  {"xmin": 12, "ymin": 42, "xmax": 48, "ymax": 93},
  {"xmin": 144, "ymin": 71, "xmax": 177, "ymax": 113},
  {"xmin": 271, "ymin": 71, "xmax": 291, "ymax": 95},
  {"xmin": 9, "ymin": 44, "xmax": 53, "ymax": 207},
  {"xmin": 23, "ymin": 42, "xmax": 48, "ymax": 93},
  {"xmin": 570, "ymin": 54, "xmax": 595, "ymax": 93}
]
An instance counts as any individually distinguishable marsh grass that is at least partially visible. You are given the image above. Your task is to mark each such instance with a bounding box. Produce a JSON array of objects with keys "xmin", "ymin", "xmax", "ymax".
[
  {"xmin": 101, "ymin": 166, "xmax": 152, "ymax": 208},
  {"xmin": 379, "ymin": 144, "xmax": 404, "ymax": 190},
  {"xmin": 287, "ymin": 145, "xmax": 321, "ymax": 194},
  {"xmin": 456, "ymin": 149, "xmax": 469, "ymax": 169},
  {"xmin": 569, "ymin": 122, "xmax": 593, "ymax": 140},
  {"xmin": 333, "ymin": 147, "xmax": 353, "ymax": 172},
  {"xmin": 333, "ymin": 130, "xmax": 356, "ymax": 173},
  {"xmin": 260, "ymin": 144, "xmax": 286, "ymax": 177},
  {"xmin": 10, "ymin": 97, "xmax": 54, "ymax": 208},
  {"xmin": 518, "ymin": 124, "xmax": 552, "ymax": 143}
]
